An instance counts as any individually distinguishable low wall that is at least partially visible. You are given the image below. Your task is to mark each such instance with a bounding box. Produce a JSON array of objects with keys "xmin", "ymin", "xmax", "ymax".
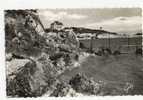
[{"xmin": 79, "ymin": 37, "xmax": 142, "ymax": 53}]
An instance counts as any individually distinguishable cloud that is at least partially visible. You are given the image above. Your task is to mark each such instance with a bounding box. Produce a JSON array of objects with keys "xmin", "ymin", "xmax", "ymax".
[
  {"xmin": 85, "ymin": 16, "xmax": 142, "ymax": 34},
  {"xmin": 38, "ymin": 10, "xmax": 87, "ymax": 21},
  {"xmin": 68, "ymin": 14, "xmax": 86, "ymax": 19}
]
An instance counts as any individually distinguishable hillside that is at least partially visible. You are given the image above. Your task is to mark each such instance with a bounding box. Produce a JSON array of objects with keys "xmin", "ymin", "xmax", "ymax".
[
  {"xmin": 64, "ymin": 27, "xmax": 118, "ymax": 35},
  {"xmin": 59, "ymin": 54, "xmax": 143, "ymax": 95}
]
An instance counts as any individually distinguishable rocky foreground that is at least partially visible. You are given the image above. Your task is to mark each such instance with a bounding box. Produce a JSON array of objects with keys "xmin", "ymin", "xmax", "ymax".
[
  {"xmin": 6, "ymin": 52, "xmax": 99, "ymax": 97},
  {"xmin": 6, "ymin": 52, "xmax": 143, "ymax": 97}
]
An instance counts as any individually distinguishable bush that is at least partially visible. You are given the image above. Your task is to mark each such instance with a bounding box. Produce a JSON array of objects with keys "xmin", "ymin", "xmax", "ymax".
[
  {"xmin": 113, "ymin": 50, "xmax": 121, "ymax": 55},
  {"xmin": 135, "ymin": 48, "xmax": 142, "ymax": 55},
  {"xmin": 50, "ymin": 82, "xmax": 71, "ymax": 97},
  {"xmin": 69, "ymin": 73, "xmax": 101, "ymax": 95}
]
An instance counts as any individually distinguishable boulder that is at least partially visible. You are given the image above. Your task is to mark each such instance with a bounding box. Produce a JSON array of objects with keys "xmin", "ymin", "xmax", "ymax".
[{"xmin": 6, "ymin": 54, "xmax": 56, "ymax": 97}]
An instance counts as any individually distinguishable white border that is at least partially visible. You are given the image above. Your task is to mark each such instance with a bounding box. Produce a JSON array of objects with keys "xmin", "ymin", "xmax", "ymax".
[
  {"xmin": 0, "ymin": 0, "xmax": 143, "ymax": 100},
  {"xmin": 0, "ymin": 0, "xmax": 143, "ymax": 9}
]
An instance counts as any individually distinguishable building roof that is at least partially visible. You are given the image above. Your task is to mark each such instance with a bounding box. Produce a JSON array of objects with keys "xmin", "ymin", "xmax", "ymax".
[{"xmin": 51, "ymin": 21, "xmax": 63, "ymax": 25}]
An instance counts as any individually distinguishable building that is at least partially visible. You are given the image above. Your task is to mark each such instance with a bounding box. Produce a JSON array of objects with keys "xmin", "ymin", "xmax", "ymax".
[{"xmin": 50, "ymin": 21, "xmax": 63, "ymax": 31}]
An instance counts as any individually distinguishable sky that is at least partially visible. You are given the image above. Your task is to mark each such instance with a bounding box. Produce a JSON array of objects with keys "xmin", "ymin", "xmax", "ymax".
[{"xmin": 38, "ymin": 8, "xmax": 142, "ymax": 34}]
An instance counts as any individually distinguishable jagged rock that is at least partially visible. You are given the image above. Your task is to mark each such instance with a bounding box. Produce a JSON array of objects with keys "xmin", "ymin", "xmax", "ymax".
[
  {"xmin": 6, "ymin": 53, "xmax": 13, "ymax": 61},
  {"xmin": 6, "ymin": 54, "xmax": 57, "ymax": 97},
  {"xmin": 6, "ymin": 58, "xmax": 32, "ymax": 96}
]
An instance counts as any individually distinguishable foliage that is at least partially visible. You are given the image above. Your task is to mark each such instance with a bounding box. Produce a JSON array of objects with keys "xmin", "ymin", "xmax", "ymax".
[{"xmin": 69, "ymin": 73, "xmax": 101, "ymax": 95}]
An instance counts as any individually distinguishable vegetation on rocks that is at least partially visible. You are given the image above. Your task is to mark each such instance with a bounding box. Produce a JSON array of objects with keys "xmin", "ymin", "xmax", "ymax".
[
  {"xmin": 5, "ymin": 10, "xmax": 80, "ymax": 97},
  {"xmin": 69, "ymin": 73, "xmax": 101, "ymax": 95}
]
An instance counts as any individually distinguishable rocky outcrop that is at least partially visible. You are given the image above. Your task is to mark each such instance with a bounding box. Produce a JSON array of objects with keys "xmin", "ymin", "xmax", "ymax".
[{"xmin": 6, "ymin": 53, "xmax": 57, "ymax": 97}]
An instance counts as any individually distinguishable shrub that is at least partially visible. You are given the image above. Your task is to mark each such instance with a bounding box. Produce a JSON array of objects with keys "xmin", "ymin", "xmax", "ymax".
[{"xmin": 69, "ymin": 73, "xmax": 101, "ymax": 95}]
